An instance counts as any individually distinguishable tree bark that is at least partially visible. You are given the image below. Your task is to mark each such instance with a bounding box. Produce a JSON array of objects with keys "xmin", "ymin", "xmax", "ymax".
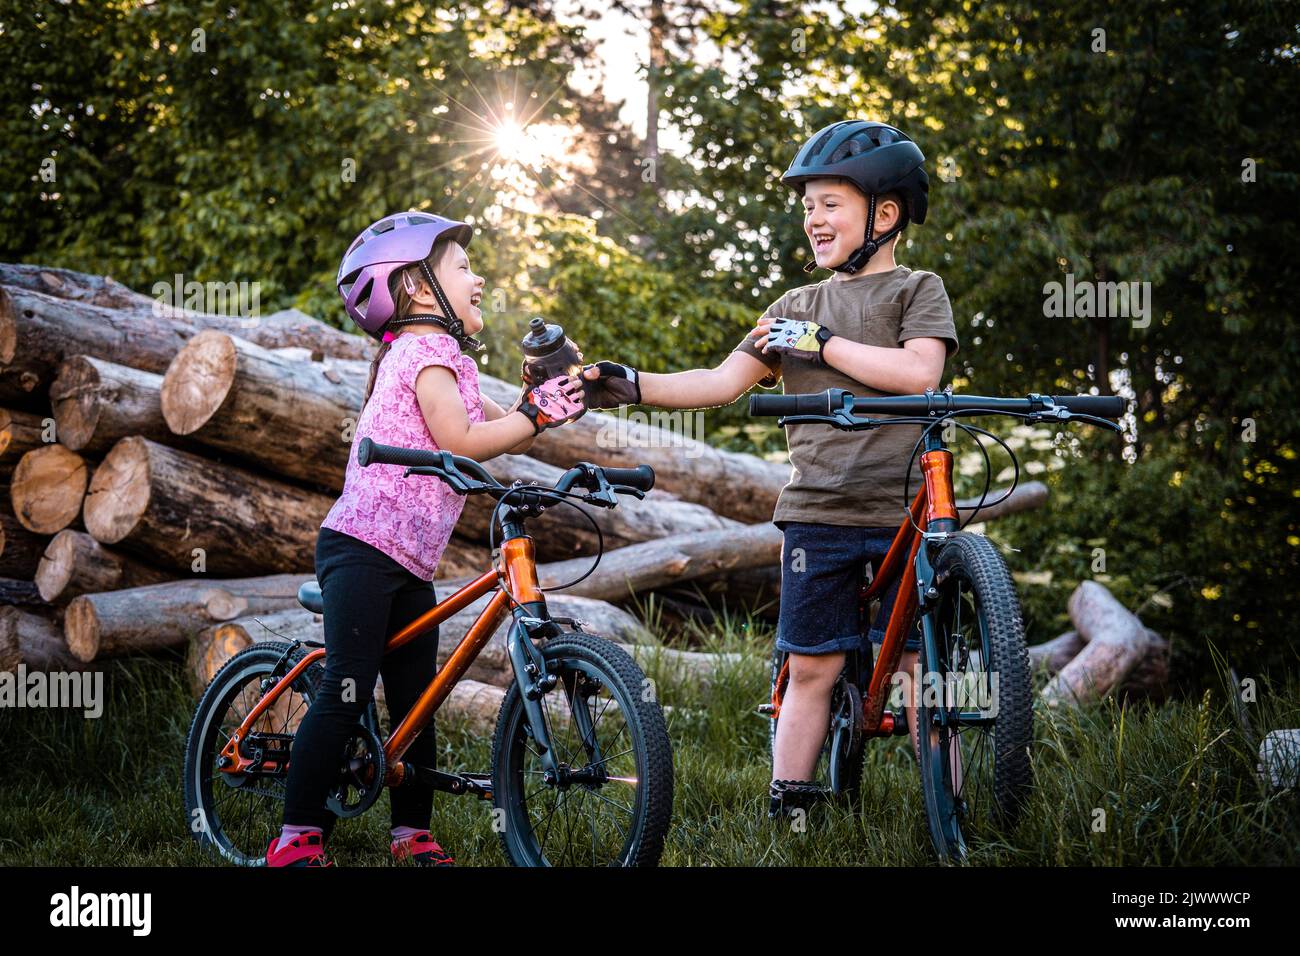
[
  {"xmin": 435, "ymin": 535, "xmax": 492, "ymax": 580},
  {"xmin": 0, "ymin": 606, "xmax": 86, "ymax": 672},
  {"xmin": 187, "ymin": 593, "xmax": 654, "ymax": 692},
  {"xmin": 35, "ymin": 529, "xmax": 172, "ymax": 605},
  {"xmin": 64, "ymin": 573, "xmax": 309, "ymax": 661},
  {"xmin": 0, "ymin": 262, "xmax": 160, "ymax": 311},
  {"xmin": 1027, "ymin": 630, "xmax": 1086, "ymax": 674},
  {"xmin": 50, "ymin": 355, "xmax": 197, "ymax": 455},
  {"xmin": 8, "ymin": 443, "xmax": 92, "ymax": 534},
  {"xmin": 186, "ymin": 608, "xmax": 322, "ymax": 696},
  {"xmin": 0, "ymin": 487, "xmax": 50, "ymax": 578},
  {"xmin": 0, "ymin": 576, "xmax": 48, "ymax": 609},
  {"xmin": 0, "ymin": 263, "xmax": 374, "ymax": 360},
  {"xmin": 530, "ymin": 522, "xmax": 781, "ymax": 602},
  {"xmin": 0, "ymin": 609, "xmax": 19, "ymax": 670},
  {"xmin": 82, "ymin": 437, "xmax": 330, "ymax": 575},
  {"xmin": 160, "ymin": 330, "xmax": 359, "ymax": 489},
  {"xmin": 1040, "ymin": 580, "xmax": 1168, "ymax": 706},
  {"xmin": 0, "ymin": 285, "xmax": 188, "ymax": 403},
  {"xmin": 494, "ymin": 484, "xmax": 1046, "ymax": 605}
]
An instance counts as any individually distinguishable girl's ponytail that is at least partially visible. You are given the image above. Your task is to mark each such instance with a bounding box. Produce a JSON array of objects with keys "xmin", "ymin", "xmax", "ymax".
[{"xmin": 361, "ymin": 339, "xmax": 392, "ymax": 410}]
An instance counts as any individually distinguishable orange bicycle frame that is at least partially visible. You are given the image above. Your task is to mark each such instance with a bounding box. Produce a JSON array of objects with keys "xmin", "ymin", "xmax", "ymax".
[{"xmin": 217, "ymin": 536, "xmax": 545, "ymax": 787}]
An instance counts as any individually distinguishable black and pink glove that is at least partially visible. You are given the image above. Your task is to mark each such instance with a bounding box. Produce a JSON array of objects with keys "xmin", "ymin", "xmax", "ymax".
[{"xmin": 517, "ymin": 374, "xmax": 586, "ymax": 434}]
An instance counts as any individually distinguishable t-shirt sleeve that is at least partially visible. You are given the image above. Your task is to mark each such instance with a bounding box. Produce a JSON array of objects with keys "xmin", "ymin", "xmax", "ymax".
[
  {"xmin": 397, "ymin": 334, "xmax": 464, "ymax": 392},
  {"xmin": 898, "ymin": 272, "xmax": 959, "ymax": 359},
  {"xmin": 732, "ymin": 292, "xmax": 790, "ymax": 389}
]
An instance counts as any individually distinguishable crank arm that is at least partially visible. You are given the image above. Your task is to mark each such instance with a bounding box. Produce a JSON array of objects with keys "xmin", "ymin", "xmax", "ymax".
[{"xmin": 405, "ymin": 764, "xmax": 493, "ymax": 800}]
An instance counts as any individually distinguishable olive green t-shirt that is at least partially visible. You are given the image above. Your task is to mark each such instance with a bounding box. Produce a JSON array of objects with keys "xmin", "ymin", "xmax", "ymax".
[{"xmin": 733, "ymin": 265, "xmax": 959, "ymax": 527}]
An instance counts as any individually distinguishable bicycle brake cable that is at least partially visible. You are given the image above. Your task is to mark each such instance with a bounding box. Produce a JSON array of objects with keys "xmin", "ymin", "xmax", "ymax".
[
  {"xmin": 889, "ymin": 410, "xmax": 1023, "ymax": 535},
  {"xmin": 486, "ymin": 484, "xmax": 607, "ymax": 612}
]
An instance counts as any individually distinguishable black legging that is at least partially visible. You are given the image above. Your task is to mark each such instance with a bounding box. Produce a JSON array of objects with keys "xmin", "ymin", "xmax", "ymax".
[{"xmin": 282, "ymin": 526, "xmax": 441, "ymax": 833}]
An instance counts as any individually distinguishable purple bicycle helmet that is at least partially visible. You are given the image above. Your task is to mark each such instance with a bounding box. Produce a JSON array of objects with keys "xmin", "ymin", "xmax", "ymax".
[{"xmin": 337, "ymin": 211, "xmax": 474, "ymax": 344}]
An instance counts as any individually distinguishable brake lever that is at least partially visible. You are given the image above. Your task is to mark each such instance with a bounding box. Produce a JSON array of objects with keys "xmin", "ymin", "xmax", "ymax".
[
  {"xmin": 402, "ymin": 464, "xmax": 479, "ymax": 495},
  {"xmin": 777, "ymin": 412, "xmax": 878, "ymax": 431},
  {"xmin": 608, "ymin": 485, "xmax": 647, "ymax": 501}
]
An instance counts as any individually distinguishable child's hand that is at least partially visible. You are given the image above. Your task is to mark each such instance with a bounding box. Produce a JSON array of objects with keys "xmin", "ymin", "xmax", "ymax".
[
  {"xmin": 518, "ymin": 374, "xmax": 586, "ymax": 434},
  {"xmin": 580, "ymin": 361, "xmax": 641, "ymax": 409},
  {"xmin": 761, "ymin": 316, "xmax": 832, "ymax": 364},
  {"xmin": 749, "ymin": 315, "xmax": 775, "ymax": 351}
]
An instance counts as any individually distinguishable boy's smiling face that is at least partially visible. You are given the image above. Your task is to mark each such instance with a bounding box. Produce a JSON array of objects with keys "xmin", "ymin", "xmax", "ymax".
[{"xmin": 801, "ymin": 178, "xmax": 901, "ymax": 270}]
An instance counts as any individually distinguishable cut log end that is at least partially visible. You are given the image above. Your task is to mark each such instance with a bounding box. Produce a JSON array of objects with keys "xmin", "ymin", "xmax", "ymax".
[
  {"xmin": 34, "ymin": 530, "xmax": 78, "ymax": 602},
  {"xmin": 161, "ymin": 329, "xmax": 238, "ymax": 435},
  {"xmin": 82, "ymin": 436, "xmax": 151, "ymax": 544},
  {"xmin": 10, "ymin": 444, "xmax": 91, "ymax": 534},
  {"xmin": 48, "ymin": 355, "xmax": 104, "ymax": 450},
  {"xmin": 63, "ymin": 596, "xmax": 100, "ymax": 662}
]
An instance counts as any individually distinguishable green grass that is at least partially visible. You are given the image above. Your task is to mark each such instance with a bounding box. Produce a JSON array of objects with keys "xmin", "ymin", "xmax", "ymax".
[{"xmin": 1, "ymin": 618, "xmax": 1297, "ymax": 867}]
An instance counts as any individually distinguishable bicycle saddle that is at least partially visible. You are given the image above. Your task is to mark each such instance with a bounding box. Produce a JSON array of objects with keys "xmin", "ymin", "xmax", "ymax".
[{"xmin": 297, "ymin": 580, "xmax": 324, "ymax": 615}]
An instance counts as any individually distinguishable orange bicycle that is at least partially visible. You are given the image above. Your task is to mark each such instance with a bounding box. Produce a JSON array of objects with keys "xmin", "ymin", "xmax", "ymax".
[
  {"xmin": 751, "ymin": 386, "xmax": 1124, "ymax": 861},
  {"xmin": 183, "ymin": 438, "xmax": 674, "ymax": 866}
]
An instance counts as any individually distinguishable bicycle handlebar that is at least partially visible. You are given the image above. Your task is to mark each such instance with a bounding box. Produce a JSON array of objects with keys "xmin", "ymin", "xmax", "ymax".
[
  {"xmin": 357, "ymin": 437, "xmax": 656, "ymax": 500},
  {"xmin": 748, "ymin": 388, "xmax": 1126, "ymax": 422}
]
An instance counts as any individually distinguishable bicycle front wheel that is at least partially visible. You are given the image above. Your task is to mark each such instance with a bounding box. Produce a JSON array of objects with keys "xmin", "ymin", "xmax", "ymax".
[
  {"xmin": 917, "ymin": 532, "xmax": 1033, "ymax": 862},
  {"xmin": 491, "ymin": 632, "xmax": 673, "ymax": 866}
]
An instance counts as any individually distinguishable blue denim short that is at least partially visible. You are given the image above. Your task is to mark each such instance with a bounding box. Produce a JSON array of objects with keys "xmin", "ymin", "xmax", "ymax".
[{"xmin": 775, "ymin": 520, "xmax": 921, "ymax": 656}]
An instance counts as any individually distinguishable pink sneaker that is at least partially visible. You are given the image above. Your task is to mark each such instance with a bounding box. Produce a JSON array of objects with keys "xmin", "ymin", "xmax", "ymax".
[
  {"xmin": 390, "ymin": 831, "xmax": 455, "ymax": 866},
  {"xmin": 265, "ymin": 830, "xmax": 334, "ymax": 867}
]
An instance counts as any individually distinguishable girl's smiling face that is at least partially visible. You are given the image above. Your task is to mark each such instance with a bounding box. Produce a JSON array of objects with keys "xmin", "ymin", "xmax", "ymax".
[
  {"xmin": 801, "ymin": 179, "xmax": 901, "ymax": 270},
  {"xmin": 431, "ymin": 242, "xmax": 486, "ymax": 335}
]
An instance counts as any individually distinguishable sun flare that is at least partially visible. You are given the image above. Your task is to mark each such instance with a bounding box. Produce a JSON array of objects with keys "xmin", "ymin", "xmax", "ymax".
[{"xmin": 494, "ymin": 119, "xmax": 529, "ymax": 159}]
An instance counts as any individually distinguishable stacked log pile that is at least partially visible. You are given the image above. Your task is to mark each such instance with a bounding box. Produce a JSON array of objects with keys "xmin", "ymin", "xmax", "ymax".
[{"xmin": 0, "ymin": 262, "xmax": 1162, "ymax": 728}]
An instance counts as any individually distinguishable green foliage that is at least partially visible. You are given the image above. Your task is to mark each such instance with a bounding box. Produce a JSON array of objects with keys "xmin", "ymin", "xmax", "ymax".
[{"xmin": 0, "ymin": 0, "xmax": 590, "ymax": 318}]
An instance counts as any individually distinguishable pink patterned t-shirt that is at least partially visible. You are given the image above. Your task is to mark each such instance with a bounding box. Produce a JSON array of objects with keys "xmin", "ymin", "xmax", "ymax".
[{"xmin": 322, "ymin": 331, "xmax": 485, "ymax": 580}]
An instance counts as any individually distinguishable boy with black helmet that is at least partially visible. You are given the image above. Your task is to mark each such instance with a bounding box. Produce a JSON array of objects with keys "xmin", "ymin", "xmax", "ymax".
[{"xmin": 582, "ymin": 120, "xmax": 959, "ymax": 818}]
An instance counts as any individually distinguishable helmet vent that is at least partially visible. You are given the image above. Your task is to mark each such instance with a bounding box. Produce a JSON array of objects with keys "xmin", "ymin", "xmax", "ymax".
[{"xmin": 807, "ymin": 126, "xmax": 839, "ymax": 160}]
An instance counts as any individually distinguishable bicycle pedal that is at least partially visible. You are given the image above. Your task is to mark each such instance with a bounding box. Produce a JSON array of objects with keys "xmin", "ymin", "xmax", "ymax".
[
  {"xmin": 768, "ymin": 779, "xmax": 828, "ymax": 819},
  {"xmin": 756, "ymin": 704, "xmax": 776, "ymax": 717}
]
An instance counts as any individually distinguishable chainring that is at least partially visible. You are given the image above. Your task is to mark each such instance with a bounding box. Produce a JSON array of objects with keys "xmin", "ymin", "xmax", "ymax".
[{"xmin": 325, "ymin": 722, "xmax": 387, "ymax": 818}]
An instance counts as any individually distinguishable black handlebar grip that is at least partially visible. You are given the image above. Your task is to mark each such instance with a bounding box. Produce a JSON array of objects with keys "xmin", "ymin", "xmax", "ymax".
[
  {"xmin": 357, "ymin": 437, "xmax": 444, "ymax": 468},
  {"xmin": 748, "ymin": 393, "xmax": 832, "ymax": 417},
  {"xmin": 603, "ymin": 464, "xmax": 655, "ymax": 493},
  {"xmin": 1051, "ymin": 395, "xmax": 1126, "ymax": 420}
]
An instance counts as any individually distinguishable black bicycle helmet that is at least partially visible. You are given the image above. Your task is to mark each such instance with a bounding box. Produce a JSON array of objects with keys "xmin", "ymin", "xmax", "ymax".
[{"xmin": 782, "ymin": 120, "xmax": 929, "ymax": 274}]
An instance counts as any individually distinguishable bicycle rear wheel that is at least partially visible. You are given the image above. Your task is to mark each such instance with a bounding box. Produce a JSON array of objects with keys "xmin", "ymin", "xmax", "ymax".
[
  {"xmin": 917, "ymin": 532, "xmax": 1032, "ymax": 862},
  {"xmin": 182, "ymin": 643, "xmax": 378, "ymax": 865},
  {"xmin": 768, "ymin": 646, "xmax": 865, "ymax": 803},
  {"xmin": 491, "ymin": 632, "xmax": 673, "ymax": 866}
]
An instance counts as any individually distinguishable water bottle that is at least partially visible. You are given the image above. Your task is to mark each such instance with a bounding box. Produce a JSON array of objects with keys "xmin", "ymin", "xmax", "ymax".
[
  {"xmin": 520, "ymin": 316, "xmax": 586, "ymax": 422},
  {"xmin": 520, "ymin": 316, "xmax": 586, "ymax": 387}
]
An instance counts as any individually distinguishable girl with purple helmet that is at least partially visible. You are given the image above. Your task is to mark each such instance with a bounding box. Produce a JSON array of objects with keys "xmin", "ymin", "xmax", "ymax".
[{"xmin": 266, "ymin": 211, "xmax": 585, "ymax": 867}]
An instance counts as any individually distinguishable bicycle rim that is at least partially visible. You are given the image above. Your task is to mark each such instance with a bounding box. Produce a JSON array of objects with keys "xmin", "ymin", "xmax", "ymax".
[
  {"xmin": 493, "ymin": 637, "xmax": 671, "ymax": 866},
  {"xmin": 185, "ymin": 649, "xmax": 317, "ymax": 866},
  {"xmin": 919, "ymin": 534, "xmax": 1032, "ymax": 861}
]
